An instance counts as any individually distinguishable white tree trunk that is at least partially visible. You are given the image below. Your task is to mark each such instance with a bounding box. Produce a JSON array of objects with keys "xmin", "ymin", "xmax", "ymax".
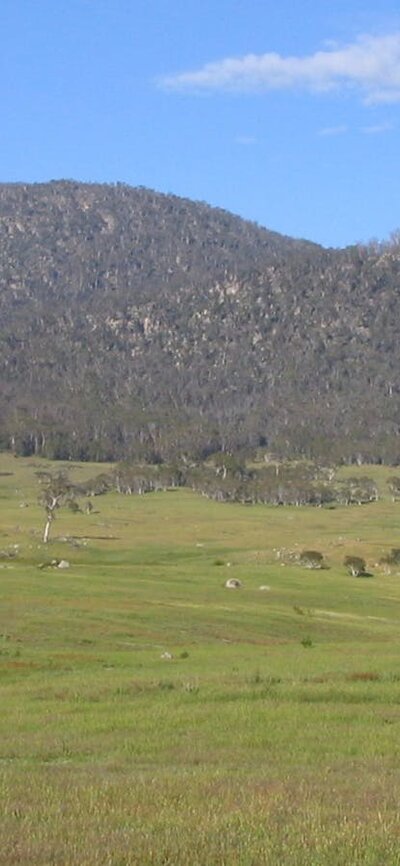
[{"xmin": 43, "ymin": 518, "xmax": 52, "ymax": 543}]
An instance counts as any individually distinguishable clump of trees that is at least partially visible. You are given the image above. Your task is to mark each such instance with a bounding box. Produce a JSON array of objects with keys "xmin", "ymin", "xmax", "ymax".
[
  {"xmin": 185, "ymin": 462, "xmax": 379, "ymax": 508},
  {"xmin": 112, "ymin": 463, "xmax": 184, "ymax": 495},
  {"xmin": 336, "ymin": 477, "xmax": 378, "ymax": 506},
  {"xmin": 59, "ymin": 457, "xmax": 383, "ymax": 511}
]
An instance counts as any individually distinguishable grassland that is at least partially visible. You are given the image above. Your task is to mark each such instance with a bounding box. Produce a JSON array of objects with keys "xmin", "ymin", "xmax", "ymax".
[{"xmin": 1, "ymin": 454, "xmax": 400, "ymax": 865}]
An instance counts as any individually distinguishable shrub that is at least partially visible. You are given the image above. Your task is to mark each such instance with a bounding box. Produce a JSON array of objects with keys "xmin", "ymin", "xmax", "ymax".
[
  {"xmin": 0, "ymin": 547, "xmax": 18, "ymax": 560},
  {"xmin": 299, "ymin": 550, "xmax": 325, "ymax": 569},
  {"xmin": 344, "ymin": 555, "xmax": 366, "ymax": 577},
  {"xmin": 347, "ymin": 671, "xmax": 380, "ymax": 682},
  {"xmin": 158, "ymin": 680, "xmax": 175, "ymax": 691},
  {"xmin": 380, "ymin": 548, "xmax": 400, "ymax": 567},
  {"xmin": 387, "ymin": 477, "xmax": 400, "ymax": 501}
]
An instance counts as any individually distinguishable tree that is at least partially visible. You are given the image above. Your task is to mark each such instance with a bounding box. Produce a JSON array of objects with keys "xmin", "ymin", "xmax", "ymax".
[
  {"xmin": 37, "ymin": 471, "xmax": 80, "ymax": 543},
  {"xmin": 212, "ymin": 451, "xmax": 247, "ymax": 481}
]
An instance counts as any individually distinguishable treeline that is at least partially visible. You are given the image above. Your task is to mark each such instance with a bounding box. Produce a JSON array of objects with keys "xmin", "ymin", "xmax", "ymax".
[
  {"xmin": 81, "ymin": 460, "xmax": 382, "ymax": 508},
  {"xmin": 4, "ymin": 399, "xmax": 400, "ymax": 469}
]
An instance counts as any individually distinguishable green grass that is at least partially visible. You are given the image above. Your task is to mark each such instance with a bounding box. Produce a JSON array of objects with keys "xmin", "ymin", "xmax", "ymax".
[{"xmin": 1, "ymin": 453, "xmax": 400, "ymax": 864}]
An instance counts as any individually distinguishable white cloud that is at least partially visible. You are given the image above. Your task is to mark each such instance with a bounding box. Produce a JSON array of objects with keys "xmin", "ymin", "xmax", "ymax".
[
  {"xmin": 360, "ymin": 121, "xmax": 394, "ymax": 133},
  {"xmin": 235, "ymin": 135, "xmax": 258, "ymax": 145},
  {"xmin": 318, "ymin": 125, "xmax": 348, "ymax": 136},
  {"xmin": 160, "ymin": 34, "xmax": 400, "ymax": 104}
]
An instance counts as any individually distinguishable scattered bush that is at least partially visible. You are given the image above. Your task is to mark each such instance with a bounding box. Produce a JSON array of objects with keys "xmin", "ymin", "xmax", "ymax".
[
  {"xmin": 301, "ymin": 636, "xmax": 314, "ymax": 648},
  {"xmin": 344, "ymin": 555, "xmax": 366, "ymax": 577},
  {"xmin": 299, "ymin": 550, "xmax": 325, "ymax": 569},
  {"xmin": 387, "ymin": 477, "xmax": 400, "ymax": 501},
  {"xmin": 182, "ymin": 680, "xmax": 199, "ymax": 693},
  {"xmin": 248, "ymin": 672, "xmax": 282, "ymax": 687},
  {"xmin": 293, "ymin": 605, "xmax": 312, "ymax": 616},
  {"xmin": 346, "ymin": 671, "xmax": 380, "ymax": 682},
  {"xmin": 380, "ymin": 548, "xmax": 400, "ymax": 567},
  {"xmin": 0, "ymin": 546, "xmax": 18, "ymax": 560},
  {"xmin": 293, "ymin": 605, "xmax": 306, "ymax": 615}
]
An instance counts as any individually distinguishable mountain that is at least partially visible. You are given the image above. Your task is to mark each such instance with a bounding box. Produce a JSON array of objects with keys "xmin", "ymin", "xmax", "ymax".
[{"xmin": 1, "ymin": 180, "xmax": 400, "ymax": 464}]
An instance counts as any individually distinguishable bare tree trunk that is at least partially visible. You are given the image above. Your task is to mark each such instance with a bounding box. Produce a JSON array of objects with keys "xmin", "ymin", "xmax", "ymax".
[{"xmin": 43, "ymin": 516, "xmax": 52, "ymax": 543}]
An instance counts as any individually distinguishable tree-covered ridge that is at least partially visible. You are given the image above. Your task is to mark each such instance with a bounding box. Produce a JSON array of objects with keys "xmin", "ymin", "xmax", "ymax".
[{"xmin": 1, "ymin": 180, "xmax": 400, "ymax": 463}]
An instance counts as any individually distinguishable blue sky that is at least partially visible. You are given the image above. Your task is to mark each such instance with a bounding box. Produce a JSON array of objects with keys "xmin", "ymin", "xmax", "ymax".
[{"xmin": 1, "ymin": 0, "xmax": 400, "ymax": 247}]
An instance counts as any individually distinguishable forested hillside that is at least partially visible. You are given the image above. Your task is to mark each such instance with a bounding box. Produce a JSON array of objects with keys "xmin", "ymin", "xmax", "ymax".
[{"xmin": 1, "ymin": 180, "xmax": 400, "ymax": 463}]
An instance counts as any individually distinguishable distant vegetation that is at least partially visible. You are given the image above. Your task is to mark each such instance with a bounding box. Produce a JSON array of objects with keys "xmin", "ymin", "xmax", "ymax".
[
  {"xmin": 28, "ymin": 454, "xmax": 392, "ymax": 521},
  {"xmin": 1, "ymin": 181, "xmax": 400, "ymax": 465},
  {"xmin": 56, "ymin": 458, "xmax": 382, "ymax": 508}
]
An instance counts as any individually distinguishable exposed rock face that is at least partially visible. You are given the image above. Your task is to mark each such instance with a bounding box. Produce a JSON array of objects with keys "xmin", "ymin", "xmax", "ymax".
[{"xmin": 1, "ymin": 180, "xmax": 400, "ymax": 464}]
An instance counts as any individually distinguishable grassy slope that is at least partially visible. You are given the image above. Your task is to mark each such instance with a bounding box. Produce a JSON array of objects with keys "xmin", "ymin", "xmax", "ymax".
[{"xmin": 1, "ymin": 454, "xmax": 400, "ymax": 865}]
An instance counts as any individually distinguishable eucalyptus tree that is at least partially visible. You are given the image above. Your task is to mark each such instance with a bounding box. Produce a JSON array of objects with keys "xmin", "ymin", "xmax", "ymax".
[{"xmin": 36, "ymin": 471, "xmax": 80, "ymax": 543}]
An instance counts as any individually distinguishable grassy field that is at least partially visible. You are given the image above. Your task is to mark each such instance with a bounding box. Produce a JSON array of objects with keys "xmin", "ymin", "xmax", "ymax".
[{"xmin": 1, "ymin": 453, "xmax": 400, "ymax": 865}]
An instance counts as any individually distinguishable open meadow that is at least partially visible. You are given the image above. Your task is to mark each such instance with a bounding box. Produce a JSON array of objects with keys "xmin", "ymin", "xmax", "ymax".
[{"xmin": 1, "ymin": 454, "xmax": 400, "ymax": 865}]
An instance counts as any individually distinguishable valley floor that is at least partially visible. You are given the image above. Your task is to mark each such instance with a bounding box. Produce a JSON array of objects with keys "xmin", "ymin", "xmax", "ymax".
[{"xmin": 1, "ymin": 455, "xmax": 400, "ymax": 865}]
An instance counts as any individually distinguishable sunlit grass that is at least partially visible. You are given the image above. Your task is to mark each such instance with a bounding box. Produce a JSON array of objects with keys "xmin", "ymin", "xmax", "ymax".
[{"xmin": 1, "ymin": 453, "xmax": 400, "ymax": 864}]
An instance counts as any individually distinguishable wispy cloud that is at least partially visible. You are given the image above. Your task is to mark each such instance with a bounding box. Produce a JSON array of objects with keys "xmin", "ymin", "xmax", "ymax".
[
  {"xmin": 235, "ymin": 135, "xmax": 258, "ymax": 145},
  {"xmin": 360, "ymin": 121, "xmax": 394, "ymax": 133},
  {"xmin": 160, "ymin": 34, "xmax": 400, "ymax": 104},
  {"xmin": 318, "ymin": 125, "xmax": 348, "ymax": 136}
]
